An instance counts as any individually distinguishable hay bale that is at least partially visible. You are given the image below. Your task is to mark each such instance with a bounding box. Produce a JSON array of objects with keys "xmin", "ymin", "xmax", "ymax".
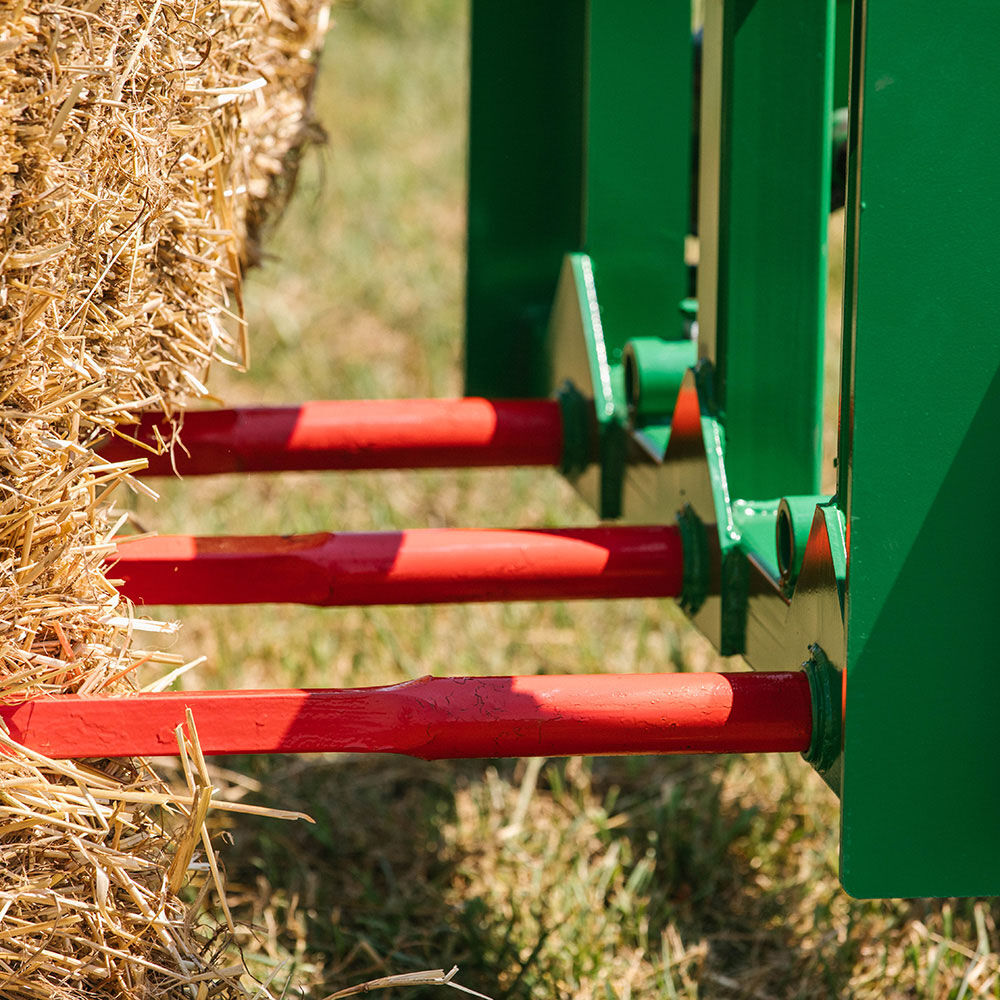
[{"xmin": 0, "ymin": 0, "xmax": 330, "ymax": 994}]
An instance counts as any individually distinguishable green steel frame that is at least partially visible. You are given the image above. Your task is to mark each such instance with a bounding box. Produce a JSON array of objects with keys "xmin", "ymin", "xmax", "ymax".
[
  {"xmin": 464, "ymin": 0, "xmax": 1000, "ymax": 897},
  {"xmin": 838, "ymin": 1, "xmax": 1000, "ymax": 898},
  {"xmin": 465, "ymin": 2, "xmax": 585, "ymax": 400}
]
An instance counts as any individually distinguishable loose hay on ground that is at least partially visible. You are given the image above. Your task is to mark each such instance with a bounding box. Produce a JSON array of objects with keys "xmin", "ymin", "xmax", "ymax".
[{"xmin": 0, "ymin": 1, "xmax": 330, "ymax": 995}]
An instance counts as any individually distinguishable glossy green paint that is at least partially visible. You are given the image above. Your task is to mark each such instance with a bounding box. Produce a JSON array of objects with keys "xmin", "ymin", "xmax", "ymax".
[
  {"xmin": 669, "ymin": 365, "xmax": 793, "ymax": 655},
  {"xmin": 777, "ymin": 495, "xmax": 831, "ymax": 592},
  {"xmin": 465, "ymin": 2, "xmax": 692, "ymax": 401},
  {"xmin": 677, "ymin": 505, "xmax": 711, "ymax": 616},
  {"xmin": 833, "ymin": 0, "xmax": 852, "ymax": 108},
  {"xmin": 464, "ymin": 1, "xmax": 585, "ymax": 398},
  {"xmin": 802, "ymin": 645, "xmax": 842, "ymax": 790},
  {"xmin": 732, "ymin": 499, "xmax": 781, "ymax": 582},
  {"xmin": 623, "ymin": 338, "xmax": 697, "ymax": 420},
  {"xmin": 537, "ymin": 4, "xmax": 850, "ymax": 687},
  {"xmin": 688, "ymin": 362, "xmax": 747, "ymax": 655},
  {"xmin": 547, "ymin": 254, "xmax": 627, "ymax": 519},
  {"xmin": 840, "ymin": 0, "xmax": 1000, "ymax": 898},
  {"xmin": 554, "ymin": 380, "xmax": 594, "ymax": 480},
  {"xmin": 834, "ymin": 0, "xmax": 863, "ymax": 509},
  {"xmin": 540, "ymin": 5, "xmax": 695, "ymax": 517},
  {"xmin": 576, "ymin": 2, "xmax": 693, "ymax": 517},
  {"xmin": 697, "ymin": 0, "xmax": 833, "ymax": 501},
  {"xmin": 584, "ymin": 2, "xmax": 692, "ymax": 350}
]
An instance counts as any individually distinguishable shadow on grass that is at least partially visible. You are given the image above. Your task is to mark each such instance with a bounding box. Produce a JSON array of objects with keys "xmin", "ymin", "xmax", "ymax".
[
  {"xmin": 582, "ymin": 754, "xmax": 851, "ymax": 999},
  {"xmin": 212, "ymin": 754, "xmax": 473, "ymax": 995},
  {"xmin": 208, "ymin": 749, "xmax": 879, "ymax": 999}
]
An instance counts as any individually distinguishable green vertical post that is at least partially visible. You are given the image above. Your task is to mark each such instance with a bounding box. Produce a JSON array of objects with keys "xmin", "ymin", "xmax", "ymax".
[
  {"xmin": 834, "ymin": 0, "xmax": 863, "ymax": 508},
  {"xmin": 697, "ymin": 0, "xmax": 833, "ymax": 501},
  {"xmin": 584, "ymin": 1, "xmax": 693, "ymax": 350},
  {"xmin": 833, "ymin": 0, "xmax": 852, "ymax": 109},
  {"xmin": 571, "ymin": 1, "xmax": 694, "ymax": 518},
  {"xmin": 464, "ymin": 2, "xmax": 586, "ymax": 398},
  {"xmin": 840, "ymin": 0, "xmax": 1000, "ymax": 898}
]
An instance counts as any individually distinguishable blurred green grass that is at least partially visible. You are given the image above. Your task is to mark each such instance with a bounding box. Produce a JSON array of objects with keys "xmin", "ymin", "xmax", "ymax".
[{"xmin": 134, "ymin": 3, "xmax": 1000, "ymax": 998}]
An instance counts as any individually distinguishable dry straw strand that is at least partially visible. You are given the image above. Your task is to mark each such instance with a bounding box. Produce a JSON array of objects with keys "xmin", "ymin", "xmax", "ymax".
[{"xmin": 0, "ymin": 0, "xmax": 330, "ymax": 995}]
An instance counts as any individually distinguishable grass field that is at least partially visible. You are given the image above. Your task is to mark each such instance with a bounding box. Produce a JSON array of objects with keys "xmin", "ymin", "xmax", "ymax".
[{"xmin": 133, "ymin": 4, "xmax": 1000, "ymax": 997}]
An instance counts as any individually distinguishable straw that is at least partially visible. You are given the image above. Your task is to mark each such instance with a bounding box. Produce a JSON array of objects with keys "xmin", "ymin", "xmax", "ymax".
[{"xmin": 1, "ymin": 0, "xmax": 330, "ymax": 994}]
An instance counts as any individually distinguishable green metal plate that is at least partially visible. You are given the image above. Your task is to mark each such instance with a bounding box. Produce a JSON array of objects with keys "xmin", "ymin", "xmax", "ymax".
[
  {"xmin": 697, "ymin": 0, "xmax": 833, "ymax": 500},
  {"xmin": 466, "ymin": 1, "xmax": 693, "ymax": 410},
  {"xmin": 840, "ymin": 0, "xmax": 1000, "ymax": 898},
  {"xmin": 464, "ymin": 1, "xmax": 585, "ymax": 398},
  {"xmin": 584, "ymin": 1, "xmax": 692, "ymax": 350}
]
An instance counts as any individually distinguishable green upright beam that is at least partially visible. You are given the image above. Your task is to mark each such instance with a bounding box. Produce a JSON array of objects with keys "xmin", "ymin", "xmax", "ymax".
[
  {"xmin": 584, "ymin": 1, "xmax": 693, "ymax": 349},
  {"xmin": 464, "ymin": 2, "xmax": 586, "ymax": 398},
  {"xmin": 544, "ymin": 3, "xmax": 695, "ymax": 518},
  {"xmin": 697, "ymin": 0, "xmax": 833, "ymax": 501},
  {"xmin": 466, "ymin": 1, "xmax": 692, "ymax": 411},
  {"xmin": 833, "ymin": 0, "xmax": 852, "ymax": 109},
  {"xmin": 841, "ymin": 0, "xmax": 1000, "ymax": 897},
  {"xmin": 574, "ymin": 1, "xmax": 694, "ymax": 517}
]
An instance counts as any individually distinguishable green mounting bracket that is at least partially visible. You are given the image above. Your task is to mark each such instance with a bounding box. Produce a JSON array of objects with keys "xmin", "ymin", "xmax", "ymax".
[
  {"xmin": 776, "ymin": 495, "xmax": 832, "ymax": 595},
  {"xmin": 554, "ymin": 379, "xmax": 593, "ymax": 480},
  {"xmin": 624, "ymin": 338, "xmax": 697, "ymax": 424},
  {"xmin": 732, "ymin": 499, "xmax": 782, "ymax": 583},
  {"xmin": 696, "ymin": 0, "xmax": 832, "ymax": 502},
  {"xmin": 677, "ymin": 505, "xmax": 711, "ymax": 616},
  {"xmin": 535, "ymin": 2, "xmax": 841, "ymax": 665},
  {"xmin": 547, "ymin": 253, "xmax": 627, "ymax": 519},
  {"xmin": 802, "ymin": 644, "xmax": 842, "ymax": 792},
  {"xmin": 468, "ymin": 3, "xmax": 694, "ymax": 519},
  {"xmin": 465, "ymin": 0, "xmax": 1000, "ymax": 898}
]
